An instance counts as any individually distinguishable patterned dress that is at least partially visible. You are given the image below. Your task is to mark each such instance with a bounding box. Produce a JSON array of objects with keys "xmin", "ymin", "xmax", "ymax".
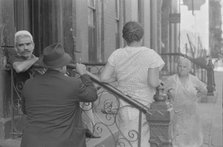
[
  {"xmin": 108, "ymin": 46, "xmax": 164, "ymax": 147},
  {"xmin": 165, "ymin": 74, "xmax": 206, "ymax": 147}
]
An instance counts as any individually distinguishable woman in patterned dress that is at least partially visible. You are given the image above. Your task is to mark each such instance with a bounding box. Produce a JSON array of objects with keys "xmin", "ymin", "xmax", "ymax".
[
  {"xmin": 100, "ymin": 21, "xmax": 165, "ymax": 147},
  {"xmin": 165, "ymin": 57, "xmax": 207, "ymax": 147}
]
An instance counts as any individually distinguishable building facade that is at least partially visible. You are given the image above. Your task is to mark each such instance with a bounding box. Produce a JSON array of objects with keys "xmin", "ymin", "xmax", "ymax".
[
  {"xmin": 209, "ymin": 0, "xmax": 222, "ymax": 58},
  {"xmin": 0, "ymin": 0, "xmax": 178, "ymax": 139}
]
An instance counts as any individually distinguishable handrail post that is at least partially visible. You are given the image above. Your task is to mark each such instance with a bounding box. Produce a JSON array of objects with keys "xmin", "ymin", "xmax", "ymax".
[
  {"xmin": 147, "ymin": 101, "xmax": 173, "ymax": 147},
  {"xmin": 206, "ymin": 59, "xmax": 215, "ymax": 96},
  {"xmin": 137, "ymin": 111, "xmax": 142, "ymax": 147},
  {"xmin": 146, "ymin": 86, "xmax": 173, "ymax": 147}
]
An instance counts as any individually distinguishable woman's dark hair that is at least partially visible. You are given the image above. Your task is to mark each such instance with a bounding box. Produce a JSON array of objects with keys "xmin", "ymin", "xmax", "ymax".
[{"xmin": 122, "ymin": 21, "xmax": 144, "ymax": 44}]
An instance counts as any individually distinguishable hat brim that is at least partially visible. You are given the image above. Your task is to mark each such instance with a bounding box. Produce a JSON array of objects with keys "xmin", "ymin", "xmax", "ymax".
[{"xmin": 42, "ymin": 53, "xmax": 72, "ymax": 68}]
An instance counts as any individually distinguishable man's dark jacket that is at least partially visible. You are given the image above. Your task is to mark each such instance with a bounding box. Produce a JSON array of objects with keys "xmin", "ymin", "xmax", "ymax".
[{"xmin": 21, "ymin": 69, "xmax": 98, "ymax": 147}]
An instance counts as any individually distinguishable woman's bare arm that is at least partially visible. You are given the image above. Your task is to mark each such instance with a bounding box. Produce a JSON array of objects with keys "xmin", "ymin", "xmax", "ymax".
[
  {"xmin": 100, "ymin": 62, "xmax": 116, "ymax": 83},
  {"xmin": 147, "ymin": 67, "xmax": 160, "ymax": 88}
]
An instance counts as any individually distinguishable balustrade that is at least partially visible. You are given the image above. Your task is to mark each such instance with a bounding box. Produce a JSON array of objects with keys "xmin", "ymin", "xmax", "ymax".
[
  {"xmin": 6, "ymin": 52, "xmax": 214, "ymax": 146},
  {"xmin": 5, "ymin": 63, "xmax": 174, "ymax": 147}
]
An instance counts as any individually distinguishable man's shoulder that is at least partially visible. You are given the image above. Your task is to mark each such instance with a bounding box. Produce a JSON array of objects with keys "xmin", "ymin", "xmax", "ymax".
[
  {"xmin": 65, "ymin": 75, "xmax": 81, "ymax": 83},
  {"xmin": 47, "ymin": 71, "xmax": 81, "ymax": 82}
]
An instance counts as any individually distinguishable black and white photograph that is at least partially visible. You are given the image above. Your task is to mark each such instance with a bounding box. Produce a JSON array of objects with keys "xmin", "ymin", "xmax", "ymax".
[{"xmin": 0, "ymin": 0, "xmax": 222, "ymax": 147}]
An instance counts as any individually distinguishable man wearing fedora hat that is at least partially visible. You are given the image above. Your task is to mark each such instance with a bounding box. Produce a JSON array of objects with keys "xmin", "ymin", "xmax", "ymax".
[{"xmin": 20, "ymin": 43, "xmax": 98, "ymax": 147}]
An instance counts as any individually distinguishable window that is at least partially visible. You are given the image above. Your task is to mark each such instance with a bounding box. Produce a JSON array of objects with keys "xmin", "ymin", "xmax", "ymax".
[
  {"xmin": 88, "ymin": 0, "xmax": 97, "ymax": 62},
  {"xmin": 115, "ymin": 0, "xmax": 121, "ymax": 48}
]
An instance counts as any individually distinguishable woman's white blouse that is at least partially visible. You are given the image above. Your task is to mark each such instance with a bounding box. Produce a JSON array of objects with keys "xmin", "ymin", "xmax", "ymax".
[{"xmin": 108, "ymin": 46, "xmax": 165, "ymax": 105}]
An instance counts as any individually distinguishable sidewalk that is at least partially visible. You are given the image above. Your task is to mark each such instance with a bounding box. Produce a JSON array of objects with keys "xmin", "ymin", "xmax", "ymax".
[{"xmin": 199, "ymin": 71, "xmax": 222, "ymax": 147}]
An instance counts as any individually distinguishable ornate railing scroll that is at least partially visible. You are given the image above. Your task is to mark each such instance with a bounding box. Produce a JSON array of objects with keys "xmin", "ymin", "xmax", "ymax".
[
  {"xmin": 68, "ymin": 63, "xmax": 173, "ymax": 147},
  {"xmin": 7, "ymin": 63, "xmax": 153, "ymax": 146},
  {"xmin": 7, "ymin": 61, "xmax": 174, "ymax": 146},
  {"xmin": 5, "ymin": 65, "xmax": 27, "ymax": 138},
  {"xmin": 5, "ymin": 63, "xmax": 44, "ymax": 138},
  {"xmin": 68, "ymin": 63, "xmax": 151, "ymax": 147}
]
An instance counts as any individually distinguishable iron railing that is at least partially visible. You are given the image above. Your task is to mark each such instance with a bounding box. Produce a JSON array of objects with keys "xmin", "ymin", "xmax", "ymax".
[
  {"xmin": 6, "ymin": 52, "xmax": 213, "ymax": 146},
  {"xmin": 7, "ymin": 64, "xmax": 151, "ymax": 147},
  {"xmin": 68, "ymin": 63, "xmax": 151, "ymax": 146}
]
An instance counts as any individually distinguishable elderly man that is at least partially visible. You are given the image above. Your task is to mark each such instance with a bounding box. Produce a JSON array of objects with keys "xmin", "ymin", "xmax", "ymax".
[
  {"xmin": 8, "ymin": 30, "xmax": 43, "ymax": 88},
  {"xmin": 9, "ymin": 30, "xmax": 39, "ymax": 73},
  {"xmin": 21, "ymin": 43, "xmax": 98, "ymax": 147}
]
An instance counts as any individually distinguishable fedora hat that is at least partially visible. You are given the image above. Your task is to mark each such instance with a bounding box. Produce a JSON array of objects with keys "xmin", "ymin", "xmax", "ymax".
[{"xmin": 42, "ymin": 43, "xmax": 72, "ymax": 68}]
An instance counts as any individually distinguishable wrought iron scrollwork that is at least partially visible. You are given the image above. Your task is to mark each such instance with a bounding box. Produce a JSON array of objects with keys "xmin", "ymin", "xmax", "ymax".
[{"xmin": 9, "ymin": 63, "xmax": 148, "ymax": 146}]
